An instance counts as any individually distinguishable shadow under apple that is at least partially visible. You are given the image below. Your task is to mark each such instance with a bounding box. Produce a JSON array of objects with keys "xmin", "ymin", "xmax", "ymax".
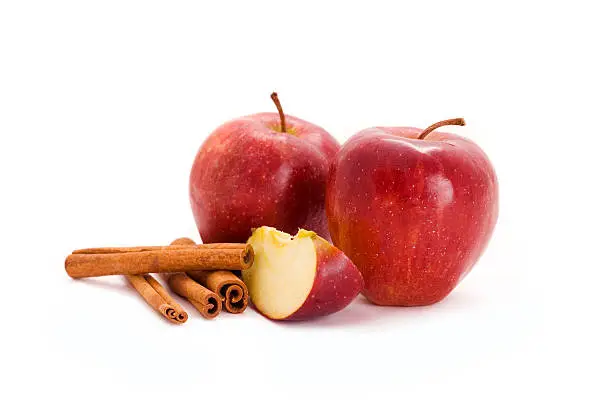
[{"xmin": 275, "ymin": 287, "xmax": 483, "ymax": 329}]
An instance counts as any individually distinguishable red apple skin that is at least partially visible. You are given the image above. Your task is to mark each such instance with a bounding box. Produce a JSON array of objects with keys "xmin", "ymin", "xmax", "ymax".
[
  {"xmin": 284, "ymin": 235, "xmax": 364, "ymax": 321},
  {"xmin": 190, "ymin": 113, "xmax": 340, "ymax": 243},
  {"xmin": 326, "ymin": 127, "xmax": 498, "ymax": 306}
]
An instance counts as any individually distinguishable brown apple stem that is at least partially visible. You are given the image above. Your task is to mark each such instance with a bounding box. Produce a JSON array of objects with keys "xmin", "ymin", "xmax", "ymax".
[
  {"xmin": 270, "ymin": 92, "xmax": 287, "ymax": 133},
  {"xmin": 417, "ymin": 118, "xmax": 466, "ymax": 140}
]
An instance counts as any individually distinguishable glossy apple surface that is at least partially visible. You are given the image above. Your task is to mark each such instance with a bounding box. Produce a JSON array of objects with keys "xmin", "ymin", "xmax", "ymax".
[
  {"xmin": 243, "ymin": 226, "xmax": 363, "ymax": 320},
  {"xmin": 326, "ymin": 121, "xmax": 498, "ymax": 306},
  {"xmin": 190, "ymin": 99, "xmax": 339, "ymax": 243}
]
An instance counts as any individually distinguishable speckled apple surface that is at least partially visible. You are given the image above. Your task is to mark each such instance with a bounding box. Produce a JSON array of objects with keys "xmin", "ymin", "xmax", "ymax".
[
  {"xmin": 243, "ymin": 227, "xmax": 363, "ymax": 321},
  {"xmin": 190, "ymin": 113, "xmax": 339, "ymax": 243},
  {"xmin": 326, "ymin": 127, "xmax": 498, "ymax": 306}
]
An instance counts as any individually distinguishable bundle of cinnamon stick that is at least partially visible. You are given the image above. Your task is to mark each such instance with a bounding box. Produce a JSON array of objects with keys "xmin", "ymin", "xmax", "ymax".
[{"xmin": 65, "ymin": 237, "xmax": 252, "ymax": 324}]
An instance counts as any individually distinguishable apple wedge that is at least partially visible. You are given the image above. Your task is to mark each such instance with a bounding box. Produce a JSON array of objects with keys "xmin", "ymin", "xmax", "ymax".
[{"xmin": 243, "ymin": 226, "xmax": 363, "ymax": 321}]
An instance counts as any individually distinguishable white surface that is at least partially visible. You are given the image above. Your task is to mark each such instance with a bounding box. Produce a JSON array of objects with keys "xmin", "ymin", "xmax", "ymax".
[{"xmin": 1, "ymin": 1, "xmax": 610, "ymax": 406}]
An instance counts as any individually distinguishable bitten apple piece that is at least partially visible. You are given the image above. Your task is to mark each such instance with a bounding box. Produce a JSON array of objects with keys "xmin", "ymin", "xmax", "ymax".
[{"xmin": 243, "ymin": 226, "xmax": 363, "ymax": 321}]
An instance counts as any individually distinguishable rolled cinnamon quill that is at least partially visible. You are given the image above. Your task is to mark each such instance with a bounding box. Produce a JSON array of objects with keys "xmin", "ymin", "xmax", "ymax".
[
  {"xmin": 176, "ymin": 239, "xmax": 249, "ymax": 314},
  {"xmin": 125, "ymin": 274, "xmax": 188, "ymax": 324},
  {"xmin": 166, "ymin": 273, "xmax": 221, "ymax": 319},
  {"xmin": 165, "ymin": 238, "xmax": 222, "ymax": 319},
  {"xmin": 188, "ymin": 270, "xmax": 249, "ymax": 314},
  {"xmin": 73, "ymin": 243, "xmax": 247, "ymax": 254},
  {"xmin": 65, "ymin": 244, "xmax": 254, "ymax": 278}
]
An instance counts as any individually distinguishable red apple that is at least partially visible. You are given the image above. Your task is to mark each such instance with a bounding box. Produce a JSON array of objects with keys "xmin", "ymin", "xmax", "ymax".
[
  {"xmin": 242, "ymin": 226, "xmax": 363, "ymax": 320},
  {"xmin": 190, "ymin": 93, "xmax": 340, "ymax": 243},
  {"xmin": 326, "ymin": 119, "xmax": 498, "ymax": 306}
]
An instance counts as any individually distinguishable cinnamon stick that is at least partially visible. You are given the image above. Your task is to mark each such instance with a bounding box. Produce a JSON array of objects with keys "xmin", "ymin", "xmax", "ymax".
[
  {"xmin": 176, "ymin": 239, "xmax": 249, "ymax": 314},
  {"xmin": 65, "ymin": 245, "xmax": 254, "ymax": 278},
  {"xmin": 165, "ymin": 238, "xmax": 222, "ymax": 319},
  {"xmin": 73, "ymin": 243, "xmax": 247, "ymax": 254},
  {"xmin": 189, "ymin": 270, "xmax": 249, "ymax": 314},
  {"xmin": 125, "ymin": 274, "xmax": 187, "ymax": 324},
  {"xmin": 143, "ymin": 275, "xmax": 188, "ymax": 323},
  {"xmin": 166, "ymin": 273, "xmax": 221, "ymax": 319}
]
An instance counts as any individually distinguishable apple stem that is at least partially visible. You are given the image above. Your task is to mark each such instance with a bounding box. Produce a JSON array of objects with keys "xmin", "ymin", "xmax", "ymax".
[
  {"xmin": 417, "ymin": 118, "xmax": 466, "ymax": 140},
  {"xmin": 270, "ymin": 92, "xmax": 287, "ymax": 133}
]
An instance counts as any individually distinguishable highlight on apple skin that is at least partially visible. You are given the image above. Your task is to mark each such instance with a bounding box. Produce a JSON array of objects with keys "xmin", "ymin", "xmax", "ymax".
[
  {"xmin": 326, "ymin": 119, "xmax": 498, "ymax": 306},
  {"xmin": 242, "ymin": 226, "xmax": 364, "ymax": 321}
]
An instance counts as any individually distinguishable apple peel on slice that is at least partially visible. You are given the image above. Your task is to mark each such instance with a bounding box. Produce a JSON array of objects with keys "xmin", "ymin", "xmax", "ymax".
[{"xmin": 243, "ymin": 226, "xmax": 363, "ymax": 321}]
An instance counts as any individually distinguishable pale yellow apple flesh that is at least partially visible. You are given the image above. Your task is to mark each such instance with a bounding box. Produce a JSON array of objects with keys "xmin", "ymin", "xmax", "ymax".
[{"xmin": 243, "ymin": 227, "xmax": 317, "ymax": 319}]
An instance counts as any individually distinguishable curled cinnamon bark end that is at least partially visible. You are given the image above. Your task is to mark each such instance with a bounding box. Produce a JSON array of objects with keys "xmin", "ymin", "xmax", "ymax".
[
  {"xmin": 186, "ymin": 291, "xmax": 221, "ymax": 319},
  {"xmin": 199, "ymin": 294, "xmax": 222, "ymax": 319},
  {"xmin": 223, "ymin": 284, "xmax": 248, "ymax": 314},
  {"xmin": 175, "ymin": 311, "xmax": 187, "ymax": 322},
  {"xmin": 241, "ymin": 245, "xmax": 254, "ymax": 269},
  {"xmin": 171, "ymin": 237, "xmax": 250, "ymax": 314},
  {"xmin": 188, "ymin": 270, "xmax": 249, "ymax": 314},
  {"xmin": 143, "ymin": 274, "xmax": 188, "ymax": 323},
  {"xmin": 159, "ymin": 304, "xmax": 185, "ymax": 324},
  {"xmin": 126, "ymin": 274, "xmax": 187, "ymax": 324},
  {"xmin": 167, "ymin": 273, "xmax": 222, "ymax": 319}
]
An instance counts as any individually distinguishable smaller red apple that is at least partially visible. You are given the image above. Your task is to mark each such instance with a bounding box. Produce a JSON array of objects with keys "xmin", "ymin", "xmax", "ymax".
[
  {"xmin": 189, "ymin": 93, "xmax": 340, "ymax": 243},
  {"xmin": 242, "ymin": 226, "xmax": 363, "ymax": 321}
]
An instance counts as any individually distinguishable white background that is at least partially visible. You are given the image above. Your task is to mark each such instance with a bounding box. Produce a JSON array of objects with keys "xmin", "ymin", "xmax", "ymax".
[{"xmin": 1, "ymin": 1, "xmax": 610, "ymax": 406}]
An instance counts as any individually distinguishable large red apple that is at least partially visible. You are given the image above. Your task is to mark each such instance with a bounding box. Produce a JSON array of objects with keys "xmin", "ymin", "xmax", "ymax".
[
  {"xmin": 190, "ymin": 93, "xmax": 340, "ymax": 243},
  {"xmin": 326, "ymin": 119, "xmax": 498, "ymax": 306},
  {"xmin": 242, "ymin": 226, "xmax": 363, "ymax": 320}
]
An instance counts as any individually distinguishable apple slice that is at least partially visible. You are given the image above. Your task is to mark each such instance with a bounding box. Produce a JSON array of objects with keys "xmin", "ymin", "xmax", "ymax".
[{"xmin": 243, "ymin": 226, "xmax": 363, "ymax": 321}]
